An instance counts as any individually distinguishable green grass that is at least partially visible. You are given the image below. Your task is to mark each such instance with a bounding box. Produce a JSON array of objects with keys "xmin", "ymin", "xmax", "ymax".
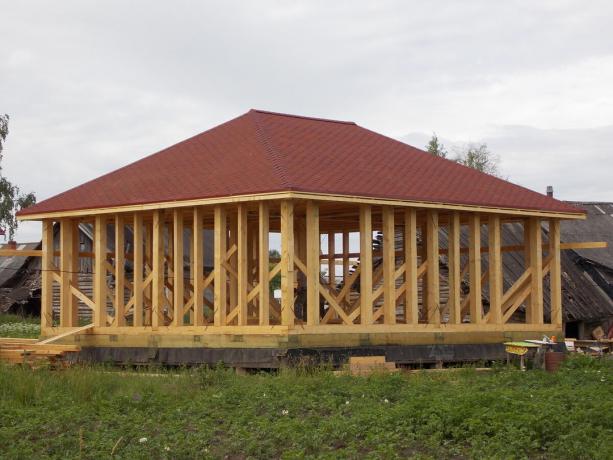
[
  {"xmin": 0, "ymin": 357, "xmax": 611, "ymax": 459},
  {"xmin": 0, "ymin": 313, "xmax": 40, "ymax": 338}
]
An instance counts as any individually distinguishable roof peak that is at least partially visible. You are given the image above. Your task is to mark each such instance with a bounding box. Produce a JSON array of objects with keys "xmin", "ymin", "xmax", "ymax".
[{"xmin": 249, "ymin": 109, "xmax": 356, "ymax": 125}]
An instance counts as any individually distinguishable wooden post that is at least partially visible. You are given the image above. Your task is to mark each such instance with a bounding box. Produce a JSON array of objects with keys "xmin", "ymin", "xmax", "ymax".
[
  {"xmin": 404, "ymin": 209, "xmax": 418, "ymax": 324},
  {"xmin": 258, "ymin": 202, "xmax": 270, "ymax": 326},
  {"xmin": 41, "ymin": 220, "xmax": 54, "ymax": 330},
  {"xmin": 342, "ymin": 231, "xmax": 350, "ymax": 303},
  {"xmin": 426, "ymin": 210, "xmax": 440, "ymax": 324},
  {"xmin": 93, "ymin": 215, "xmax": 107, "ymax": 328},
  {"xmin": 382, "ymin": 206, "xmax": 396, "ymax": 324},
  {"xmin": 115, "ymin": 214, "xmax": 126, "ymax": 327},
  {"xmin": 237, "ymin": 204, "xmax": 248, "ymax": 325},
  {"xmin": 549, "ymin": 219, "xmax": 562, "ymax": 326},
  {"xmin": 280, "ymin": 200, "xmax": 295, "ymax": 326},
  {"xmin": 306, "ymin": 201, "xmax": 320, "ymax": 325},
  {"xmin": 447, "ymin": 212, "xmax": 461, "ymax": 324},
  {"xmin": 144, "ymin": 221, "xmax": 152, "ymax": 326},
  {"xmin": 173, "ymin": 209, "xmax": 184, "ymax": 326},
  {"xmin": 529, "ymin": 217, "xmax": 544, "ymax": 324},
  {"xmin": 214, "ymin": 205, "xmax": 227, "ymax": 326},
  {"xmin": 133, "ymin": 213, "xmax": 144, "ymax": 327},
  {"xmin": 193, "ymin": 207, "xmax": 205, "ymax": 326},
  {"xmin": 327, "ymin": 231, "xmax": 335, "ymax": 286},
  {"xmin": 228, "ymin": 211, "xmax": 238, "ymax": 317},
  {"xmin": 523, "ymin": 220, "xmax": 532, "ymax": 321},
  {"xmin": 468, "ymin": 214, "xmax": 482, "ymax": 323},
  {"xmin": 359, "ymin": 205, "xmax": 373, "ymax": 324},
  {"xmin": 60, "ymin": 218, "xmax": 75, "ymax": 327},
  {"xmin": 488, "ymin": 215, "xmax": 502, "ymax": 324},
  {"xmin": 151, "ymin": 211, "xmax": 164, "ymax": 329}
]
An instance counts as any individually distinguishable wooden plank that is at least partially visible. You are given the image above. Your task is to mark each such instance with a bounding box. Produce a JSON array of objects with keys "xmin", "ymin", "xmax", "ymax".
[
  {"xmin": 359, "ymin": 205, "xmax": 373, "ymax": 325},
  {"xmin": 237, "ymin": 204, "xmax": 248, "ymax": 325},
  {"xmin": 93, "ymin": 215, "xmax": 107, "ymax": 327},
  {"xmin": 19, "ymin": 190, "xmax": 586, "ymax": 221},
  {"xmin": 228, "ymin": 211, "xmax": 238, "ymax": 320},
  {"xmin": 60, "ymin": 219, "xmax": 74, "ymax": 327},
  {"xmin": 151, "ymin": 210, "xmax": 164, "ymax": 329},
  {"xmin": 382, "ymin": 206, "xmax": 396, "ymax": 324},
  {"xmin": 306, "ymin": 201, "xmax": 320, "ymax": 325},
  {"xmin": 115, "ymin": 215, "xmax": 126, "ymax": 327},
  {"xmin": 38, "ymin": 324, "xmax": 94, "ymax": 345},
  {"xmin": 280, "ymin": 200, "xmax": 295, "ymax": 326},
  {"xmin": 41, "ymin": 220, "xmax": 54, "ymax": 330},
  {"xmin": 0, "ymin": 249, "xmax": 43, "ymax": 257},
  {"xmin": 342, "ymin": 231, "xmax": 350, "ymax": 302},
  {"xmin": 258, "ymin": 202, "xmax": 270, "ymax": 326},
  {"xmin": 133, "ymin": 213, "xmax": 144, "ymax": 327},
  {"xmin": 468, "ymin": 214, "xmax": 482, "ymax": 323},
  {"xmin": 172, "ymin": 209, "xmax": 184, "ymax": 326},
  {"xmin": 426, "ymin": 210, "xmax": 440, "ymax": 324},
  {"xmin": 447, "ymin": 211, "xmax": 461, "ymax": 324},
  {"xmin": 193, "ymin": 207, "xmax": 205, "ymax": 326},
  {"xmin": 529, "ymin": 217, "xmax": 543, "ymax": 324},
  {"xmin": 488, "ymin": 215, "xmax": 502, "ymax": 324},
  {"xmin": 549, "ymin": 219, "xmax": 562, "ymax": 326},
  {"xmin": 214, "ymin": 205, "xmax": 227, "ymax": 326},
  {"xmin": 404, "ymin": 209, "xmax": 418, "ymax": 324}
]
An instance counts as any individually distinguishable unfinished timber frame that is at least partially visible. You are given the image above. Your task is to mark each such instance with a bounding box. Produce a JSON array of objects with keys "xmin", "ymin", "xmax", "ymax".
[{"xmin": 23, "ymin": 191, "xmax": 587, "ymax": 359}]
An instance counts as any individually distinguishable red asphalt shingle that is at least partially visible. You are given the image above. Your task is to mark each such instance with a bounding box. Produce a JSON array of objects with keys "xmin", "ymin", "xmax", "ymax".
[{"xmin": 18, "ymin": 109, "xmax": 583, "ymax": 216}]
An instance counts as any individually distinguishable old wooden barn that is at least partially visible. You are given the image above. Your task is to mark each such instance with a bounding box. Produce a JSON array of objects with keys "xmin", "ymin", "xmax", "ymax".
[{"xmin": 14, "ymin": 109, "xmax": 603, "ymax": 366}]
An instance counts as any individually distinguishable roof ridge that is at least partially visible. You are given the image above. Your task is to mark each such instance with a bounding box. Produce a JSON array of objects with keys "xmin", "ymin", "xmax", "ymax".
[
  {"xmin": 250, "ymin": 108, "xmax": 355, "ymax": 125},
  {"xmin": 250, "ymin": 110, "xmax": 292, "ymax": 190}
]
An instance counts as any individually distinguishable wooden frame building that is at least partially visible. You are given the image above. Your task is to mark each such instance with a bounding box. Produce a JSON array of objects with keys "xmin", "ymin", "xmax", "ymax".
[{"xmin": 16, "ymin": 110, "xmax": 598, "ymax": 366}]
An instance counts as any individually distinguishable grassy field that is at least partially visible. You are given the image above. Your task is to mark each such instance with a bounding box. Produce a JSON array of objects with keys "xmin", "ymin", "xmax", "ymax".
[
  {"xmin": 0, "ymin": 313, "xmax": 40, "ymax": 338},
  {"xmin": 0, "ymin": 356, "xmax": 611, "ymax": 459}
]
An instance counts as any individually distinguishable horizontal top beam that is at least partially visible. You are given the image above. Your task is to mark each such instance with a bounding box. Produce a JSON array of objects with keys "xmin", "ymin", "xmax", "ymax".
[{"xmin": 17, "ymin": 191, "xmax": 586, "ymax": 221}]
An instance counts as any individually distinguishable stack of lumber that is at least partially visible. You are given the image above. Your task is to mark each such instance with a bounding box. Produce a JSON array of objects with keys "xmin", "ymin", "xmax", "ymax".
[
  {"xmin": 0, "ymin": 338, "xmax": 80, "ymax": 367},
  {"xmin": 346, "ymin": 356, "xmax": 398, "ymax": 376}
]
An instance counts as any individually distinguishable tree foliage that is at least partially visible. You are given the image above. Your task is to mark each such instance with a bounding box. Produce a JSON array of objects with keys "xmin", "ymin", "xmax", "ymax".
[
  {"xmin": 0, "ymin": 114, "xmax": 36, "ymax": 240},
  {"xmin": 426, "ymin": 133, "xmax": 503, "ymax": 178},
  {"xmin": 454, "ymin": 142, "xmax": 502, "ymax": 177},
  {"xmin": 425, "ymin": 133, "xmax": 447, "ymax": 158}
]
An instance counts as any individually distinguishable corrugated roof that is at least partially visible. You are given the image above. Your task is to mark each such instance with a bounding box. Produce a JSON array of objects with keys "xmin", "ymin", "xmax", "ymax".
[{"xmin": 18, "ymin": 109, "xmax": 583, "ymax": 217}]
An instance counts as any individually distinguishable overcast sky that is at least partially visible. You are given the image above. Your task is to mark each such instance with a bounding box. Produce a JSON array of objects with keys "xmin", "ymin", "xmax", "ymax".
[{"xmin": 2, "ymin": 1, "xmax": 612, "ymax": 242}]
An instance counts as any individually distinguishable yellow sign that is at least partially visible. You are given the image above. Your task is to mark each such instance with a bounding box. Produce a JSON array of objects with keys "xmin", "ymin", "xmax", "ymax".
[{"xmin": 505, "ymin": 345, "xmax": 528, "ymax": 356}]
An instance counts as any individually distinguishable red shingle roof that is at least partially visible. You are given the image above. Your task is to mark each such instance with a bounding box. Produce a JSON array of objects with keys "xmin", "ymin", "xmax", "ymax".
[{"xmin": 19, "ymin": 109, "xmax": 582, "ymax": 216}]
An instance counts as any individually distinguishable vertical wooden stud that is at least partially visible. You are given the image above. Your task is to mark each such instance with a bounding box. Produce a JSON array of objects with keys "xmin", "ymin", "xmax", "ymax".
[
  {"xmin": 237, "ymin": 204, "xmax": 248, "ymax": 325},
  {"xmin": 342, "ymin": 231, "xmax": 350, "ymax": 302},
  {"xmin": 404, "ymin": 209, "xmax": 418, "ymax": 324},
  {"xmin": 214, "ymin": 206, "xmax": 227, "ymax": 326},
  {"xmin": 193, "ymin": 207, "xmax": 205, "ymax": 326},
  {"xmin": 447, "ymin": 212, "xmax": 461, "ymax": 324},
  {"xmin": 115, "ymin": 214, "xmax": 126, "ymax": 327},
  {"xmin": 306, "ymin": 201, "xmax": 320, "ymax": 325},
  {"xmin": 151, "ymin": 211, "xmax": 164, "ymax": 329},
  {"xmin": 426, "ymin": 210, "xmax": 440, "ymax": 324},
  {"xmin": 133, "ymin": 213, "xmax": 144, "ymax": 327},
  {"xmin": 280, "ymin": 200, "xmax": 295, "ymax": 326},
  {"xmin": 488, "ymin": 215, "xmax": 502, "ymax": 324},
  {"xmin": 529, "ymin": 217, "xmax": 544, "ymax": 324},
  {"xmin": 93, "ymin": 215, "xmax": 107, "ymax": 328},
  {"xmin": 41, "ymin": 220, "xmax": 54, "ymax": 330},
  {"xmin": 468, "ymin": 214, "xmax": 482, "ymax": 323},
  {"xmin": 60, "ymin": 219, "xmax": 74, "ymax": 327},
  {"xmin": 258, "ymin": 202, "xmax": 270, "ymax": 326},
  {"xmin": 173, "ymin": 209, "xmax": 184, "ymax": 326},
  {"xmin": 327, "ymin": 231, "xmax": 335, "ymax": 286},
  {"xmin": 359, "ymin": 205, "xmax": 373, "ymax": 325},
  {"xmin": 549, "ymin": 219, "xmax": 562, "ymax": 327},
  {"xmin": 382, "ymin": 206, "xmax": 396, "ymax": 324}
]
